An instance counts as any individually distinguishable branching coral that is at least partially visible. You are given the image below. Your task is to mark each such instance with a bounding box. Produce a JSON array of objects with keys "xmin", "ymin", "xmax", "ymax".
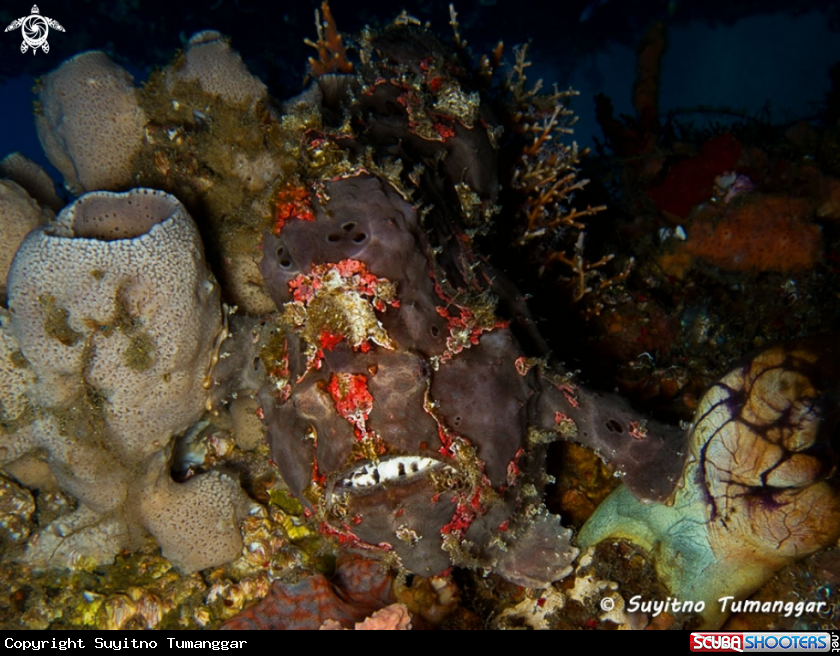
[
  {"xmin": 305, "ymin": 1, "xmax": 354, "ymax": 77},
  {"xmin": 501, "ymin": 45, "xmax": 630, "ymax": 310}
]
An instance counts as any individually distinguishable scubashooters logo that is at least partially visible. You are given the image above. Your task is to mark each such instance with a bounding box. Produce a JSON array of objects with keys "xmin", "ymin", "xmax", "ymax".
[
  {"xmin": 4, "ymin": 5, "xmax": 65, "ymax": 54},
  {"xmin": 692, "ymin": 634, "xmax": 745, "ymax": 653},
  {"xmin": 691, "ymin": 632, "xmax": 832, "ymax": 652}
]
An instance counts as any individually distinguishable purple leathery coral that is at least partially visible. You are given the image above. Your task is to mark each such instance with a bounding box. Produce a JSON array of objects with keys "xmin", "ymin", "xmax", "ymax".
[{"xmin": 0, "ymin": 189, "xmax": 250, "ymax": 573}]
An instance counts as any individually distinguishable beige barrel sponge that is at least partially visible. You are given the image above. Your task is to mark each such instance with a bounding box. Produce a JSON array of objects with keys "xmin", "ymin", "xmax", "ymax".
[
  {"xmin": 7, "ymin": 188, "xmax": 227, "ymax": 463},
  {"xmin": 139, "ymin": 451, "xmax": 250, "ymax": 573},
  {"xmin": 35, "ymin": 51, "xmax": 147, "ymax": 194},
  {"xmin": 0, "ymin": 180, "xmax": 51, "ymax": 301},
  {"xmin": 166, "ymin": 30, "xmax": 267, "ymax": 107},
  {"xmin": 1, "ymin": 189, "xmax": 250, "ymax": 572},
  {"xmin": 0, "ymin": 310, "xmax": 38, "ymax": 463},
  {"xmin": 0, "ymin": 153, "xmax": 63, "ymax": 212}
]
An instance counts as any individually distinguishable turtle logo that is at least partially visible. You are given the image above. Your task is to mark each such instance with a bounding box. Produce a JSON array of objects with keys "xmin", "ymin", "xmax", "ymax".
[{"xmin": 4, "ymin": 5, "xmax": 65, "ymax": 55}]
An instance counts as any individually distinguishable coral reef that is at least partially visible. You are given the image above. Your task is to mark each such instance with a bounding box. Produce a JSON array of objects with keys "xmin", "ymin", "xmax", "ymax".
[
  {"xmin": 578, "ymin": 20, "xmax": 840, "ymax": 425},
  {"xmin": 560, "ymin": 20, "xmax": 840, "ymax": 630},
  {"xmin": 2, "ymin": 3, "xmax": 839, "ymax": 632},
  {"xmin": 28, "ymin": 9, "xmax": 686, "ymax": 594}
]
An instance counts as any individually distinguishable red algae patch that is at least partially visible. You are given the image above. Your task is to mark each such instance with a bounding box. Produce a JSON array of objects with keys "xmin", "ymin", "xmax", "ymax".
[
  {"xmin": 683, "ymin": 195, "xmax": 822, "ymax": 273},
  {"xmin": 647, "ymin": 133, "xmax": 742, "ymax": 220}
]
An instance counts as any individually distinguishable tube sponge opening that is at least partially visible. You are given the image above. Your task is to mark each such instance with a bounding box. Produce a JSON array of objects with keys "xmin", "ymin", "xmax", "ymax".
[
  {"xmin": 64, "ymin": 188, "xmax": 176, "ymax": 241},
  {"xmin": 7, "ymin": 188, "xmax": 225, "ymax": 462}
]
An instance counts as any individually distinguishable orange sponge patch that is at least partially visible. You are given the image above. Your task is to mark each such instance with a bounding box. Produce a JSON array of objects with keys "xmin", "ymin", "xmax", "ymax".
[{"xmin": 683, "ymin": 196, "xmax": 822, "ymax": 273}]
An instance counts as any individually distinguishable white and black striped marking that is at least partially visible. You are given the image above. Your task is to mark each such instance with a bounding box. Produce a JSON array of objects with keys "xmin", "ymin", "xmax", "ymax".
[{"xmin": 337, "ymin": 456, "xmax": 447, "ymax": 490}]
